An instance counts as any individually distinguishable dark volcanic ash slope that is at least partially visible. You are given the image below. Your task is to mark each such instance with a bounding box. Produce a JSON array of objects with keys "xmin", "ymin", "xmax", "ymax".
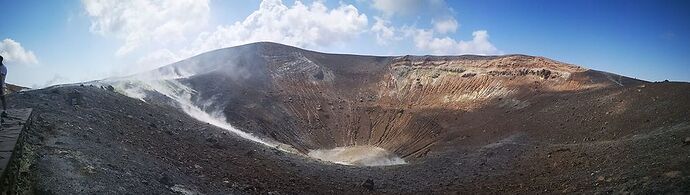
[{"xmin": 8, "ymin": 42, "xmax": 690, "ymax": 194}]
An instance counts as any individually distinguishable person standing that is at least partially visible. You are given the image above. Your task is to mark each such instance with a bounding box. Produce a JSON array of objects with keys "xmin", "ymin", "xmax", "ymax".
[{"xmin": 0, "ymin": 55, "xmax": 7, "ymax": 117}]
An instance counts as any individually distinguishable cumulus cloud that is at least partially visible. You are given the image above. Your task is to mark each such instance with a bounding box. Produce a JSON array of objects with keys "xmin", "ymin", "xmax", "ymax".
[
  {"xmin": 370, "ymin": 15, "xmax": 496, "ymax": 55},
  {"xmin": 432, "ymin": 18, "xmax": 458, "ymax": 34},
  {"xmin": 184, "ymin": 0, "xmax": 368, "ymax": 56},
  {"xmin": 82, "ymin": 0, "xmax": 210, "ymax": 56},
  {"xmin": 0, "ymin": 38, "xmax": 39, "ymax": 65},
  {"xmin": 368, "ymin": 0, "xmax": 497, "ymax": 55},
  {"xmin": 79, "ymin": 0, "xmax": 498, "ymax": 76},
  {"xmin": 410, "ymin": 29, "xmax": 498, "ymax": 55},
  {"xmin": 370, "ymin": 0, "xmax": 445, "ymax": 16},
  {"xmin": 371, "ymin": 17, "xmax": 400, "ymax": 45}
]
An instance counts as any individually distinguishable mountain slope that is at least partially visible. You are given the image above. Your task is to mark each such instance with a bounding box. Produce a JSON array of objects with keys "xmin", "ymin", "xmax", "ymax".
[{"xmin": 8, "ymin": 42, "xmax": 689, "ymax": 193}]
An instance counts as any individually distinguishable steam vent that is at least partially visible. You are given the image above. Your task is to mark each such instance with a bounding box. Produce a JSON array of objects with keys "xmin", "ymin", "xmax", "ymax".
[{"xmin": 5, "ymin": 42, "xmax": 690, "ymax": 194}]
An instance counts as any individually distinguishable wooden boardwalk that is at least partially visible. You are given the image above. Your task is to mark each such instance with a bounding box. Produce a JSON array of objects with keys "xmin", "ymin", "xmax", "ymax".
[{"xmin": 0, "ymin": 109, "xmax": 33, "ymax": 193}]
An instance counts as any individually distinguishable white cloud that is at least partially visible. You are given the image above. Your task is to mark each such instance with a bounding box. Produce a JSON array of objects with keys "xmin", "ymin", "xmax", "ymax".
[
  {"xmin": 184, "ymin": 0, "xmax": 368, "ymax": 56},
  {"xmin": 368, "ymin": 0, "xmax": 497, "ymax": 55},
  {"xmin": 370, "ymin": 0, "xmax": 445, "ymax": 16},
  {"xmin": 410, "ymin": 29, "xmax": 498, "ymax": 55},
  {"xmin": 371, "ymin": 17, "xmax": 400, "ymax": 45},
  {"xmin": 78, "ymin": 0, "xmax": 498, "ymax": 78},
  {"xmin": 0, "ymin": 38, "xmax": 39, "ymax": 65},
  {"xmin": 82, "ymin": 0, "xmax": 210, "ymax": 56},
  {"xmin": 432, "ymin": 18, "xmax": 458, "ymax": 34}
]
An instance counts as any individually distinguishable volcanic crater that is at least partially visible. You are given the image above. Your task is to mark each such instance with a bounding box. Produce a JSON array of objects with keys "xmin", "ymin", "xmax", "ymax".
[
  {"xmin": 123, "ymin": 43, "xmax": 642, "ymax": 165},
  {"xmin": 108, "ymin": 41, "xmax": 690, "ymax": 176},
  {"xmin": 9, "ymin": 42, "xmax": 689, "ymax": 194}
]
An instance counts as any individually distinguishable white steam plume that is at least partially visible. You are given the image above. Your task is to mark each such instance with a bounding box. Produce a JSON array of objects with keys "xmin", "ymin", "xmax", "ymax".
[{"xmin": 105, "ymin": 78, "xmax": 297, "ymax": 153}]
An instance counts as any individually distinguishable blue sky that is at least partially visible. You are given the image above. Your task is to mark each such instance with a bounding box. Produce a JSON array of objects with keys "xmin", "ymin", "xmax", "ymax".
[{"xmin": 0, "ymin": 0, "xmax": 688, "ymax": 88}]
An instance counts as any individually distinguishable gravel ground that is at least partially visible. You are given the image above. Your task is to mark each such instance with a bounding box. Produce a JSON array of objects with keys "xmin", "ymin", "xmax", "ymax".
[{"xmin": 2, "ymin": 81, "xmax": 687, "ymax": 194}]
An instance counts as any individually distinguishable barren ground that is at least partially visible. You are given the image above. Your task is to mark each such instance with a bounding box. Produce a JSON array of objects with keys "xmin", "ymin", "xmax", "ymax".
[{"xmin": 6, "ymin": 42, "xmax": 690, "ymax": 194}]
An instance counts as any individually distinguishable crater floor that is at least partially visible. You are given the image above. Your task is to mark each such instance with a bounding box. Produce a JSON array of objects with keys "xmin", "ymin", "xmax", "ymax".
[{"xmin": 307, "ymin": 146, "xmax": 406, "ymax": 166}]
